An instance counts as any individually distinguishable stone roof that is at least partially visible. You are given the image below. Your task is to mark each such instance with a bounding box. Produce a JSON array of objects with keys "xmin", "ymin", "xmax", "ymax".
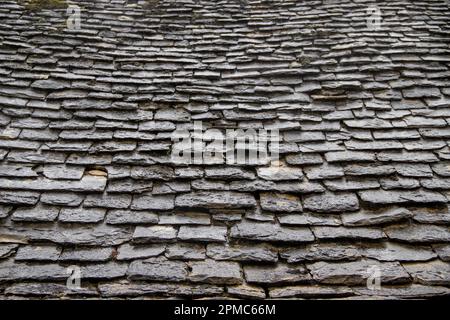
[{"xmin": 0, "ymin": 0, "xmax": 450, "ymax": 299}]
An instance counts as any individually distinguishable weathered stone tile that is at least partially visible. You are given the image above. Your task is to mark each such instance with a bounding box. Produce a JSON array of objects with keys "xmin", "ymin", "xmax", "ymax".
[
  {"xmin": 244, "ymin": 263, "xmax": 310, "ymax": 284},
  {"xmin": 286, "ymin": 153, "xmax": 323, "ymax": 165},
  {"xmin": 257, "ymin": 166, "xmax": 303, "ymax": 181},
  {"xmin": 207, "ymin": 244, "xmax": 278, "ymax": 262},
  {"xmin": 403, "ymin": 260, "xmax": 450, "ymax": 285},
  {"xmin": 175, "ymin": 191, "xmax": 256, "ymax": 209},
  {"xmin": 269, "ymin": 285, "xmax": 354, "ymax": 298},
  {"xmin": 133, "ymin": 226, "xmax": 177, "ymax": 243},
  {"xmin": 0, "ymin": 244, "xmax": 17, "ymax": 259},
  {"xmin": 385, "ymin": 224, "xmax": 450, "ymax": 243},
  {"xmin": 5, "ymin": 283, "xmax": 98, "ymax": 297},
  {"xmin": 303, "ymin": 192, "xmax": 359, "ymax": 213},
  {"xmin": 80, "ymin": 262, "xmax": 128, "ymax": 279},
  {"xmin": 127, "ymin": 257, "xmax": 187, "ymax": 282},
  {"xmin": 312, "ymin": 226, "xmax": 385, "ymax": 240},
  {"xmin": 281, "ymin": 244, "xmax": 360, "ymax": 263},
  {"xmin": 395, "ymin": 163, "xmax": 433, "ymax": 177},
  {"xmin": 278, "ymin": 213, "xmax": 341, "ymax": 226},
  {"xmin": 106, "ymin": 210, "xmax": 158, "ymax": 225},
  {"xmin": 117, "ymin": 243, "xmax": 165, "ymax": 260},
  {"xmin": 59, "ymin": 247, "xmax": 113, "ymax": 262},
  {"xmin": 260, "ymin": 192, "xmax": 302, "ymax": 213},
  {"xmin": 98, "ymin": 281, "xmax": 222, "ymax": 297},
  {"xmin": 59, "ymin": 208, "xmax": 106, "ymax": 223},
  {"xmin": 324, "ymin": 178, "xmax": 379, "ymax": 191},
  {"xmin": 0, "ymin": 175, "xmax": 107, "ymax": 192},
  {"xmin": 15, "ymin": 245, "xmax": 61, "ymax": 262},
  {"xmin": 353, "ymin": 284, "xmax": 450, "ymax": 299},
  {"xmin": 166, "ymin": 243, "xmax": 206, "ymax": 260},
  {"xmin": 12, "ymin": 205, "xmax": 59, "ymax": 222},
  {"xmin": 152, "ymin": 181, "xmax": 191, "ymax": 194},
  {"xmin": 432, "ymin": 244, "xmax": 450, "ymax": 261},
  {"xmin": 84, "ymin": 194, "xmax": 132, "ymax": 209},
  {"xmin": 342, "ymin": 207, "xmax": 413, "ymax": 227},
  {"xmin": 159, "ymin": 212, "xmax": 210, "ymax": 225},
  {"xmin": 359, "ymin": 189, "xmax": 447, "ymax": 205},
  {"xmin": 304, "ymin": 164, "xmax": 344, "ymax": 180},
  {"xmin": 377, "ymin": 151, "xmax": 438, "ymax": 163},
  {"xmin": 325, "ymin": 151, "xmax": 375, "ymax": 162},
  {"xmin": 189, "ymin": 260, "xmax": 242, "ymax": 285},
  {"xmin": 230, "ymin": 221, "xmax": 314, "ymax": 243},
  {"xmin": 178, "ymin": 226, "xmax": 227, "ymax": 242},
  {"xmin": 227, "ymin": 284, "xmax": 266, "ymax": 299},
  {"xmin": 345, "ymin": 164, "xmax": 395, "ymax": 176},
  {"xmin": 361, "ymin": 242, "xmax": 436, "ymax": 262},
  {"xmin": 40, "ymin": 192, "xmax": 84, "ymax": 207},
  {"xmin": 307, "ymin": 260, "xmax": 410, "ymax": 285},
  {"xmin": 0, "ymin": 261, "xmax": 67, "ymax": 281},
  {"xmin": 130, "ymin": 166, "xmax": 174, "ymax": 181},
  {"xmin": 131, "ymin": 194, "xmax": 175, "ymax": 211}
]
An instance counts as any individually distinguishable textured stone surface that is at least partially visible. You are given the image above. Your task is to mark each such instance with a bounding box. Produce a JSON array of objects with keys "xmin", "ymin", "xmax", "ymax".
[
  {"xmin": 133, "ymin": 226, "xmax": 177, "ymax": 243},
  {"xmin": 175, "ymin": 191, "xmax": 256, "ymax": 209},
  {"xmin": 385, "ymin": 224, "xmax": 450, "ymax": 243},
  {"xmin": 207, "ymin": 244, "xmax": 278, "ymax": 262},
  {"xmin": 117, "ymin": 244, "xmax": 165, "ymax": 261},
  {"xmin": 244, "ymin": 264, "xmax": 310, "ymax": 284},
  {"xmin": 127, "ymin": 257, "xmax": 188, "ymax": 282},
  {"xmin": 281, "ymin": 244, "xmax": 360, "ymax": 263},
  {"xmin": 231, "ymin": 221, "xmax": 315, "ymax": 243},
  {"xmin": 342, "ymin": 207, "xmax": 413, "ymax": 227},
  {"xmin": 189, "ymin": 260, "xmax": 242, "ymax": 285},
  {"xmin": 260, "ymin": 192, "xmax": 302, "ymax": 213},
  {"xmin": 403, "ymin": 261, "xmax": 450, "ymax": 285},
  {"xmin": 178, "ymin": 226, "xmax": 227, "ymax": 242},
  {"xmin": 1, "ymin": 0, "xmax": 450, "ymax": 300},
  {"xmin": 303, "ymin": 192, "xmax": 359, "ymax": 213},
  {"xmin": 308, "ymin": 260, "xmax": 410, "ymax": 285}
]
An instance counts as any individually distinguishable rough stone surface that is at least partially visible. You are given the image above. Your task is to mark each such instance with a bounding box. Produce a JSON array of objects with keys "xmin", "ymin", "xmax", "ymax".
[
  {"xmin": 189, "ymin": 260, "xmax": 242, "ymax": 285},
  {"xmin": 1, "ymin": 0, "xmax": 450, "ymax": 299}
]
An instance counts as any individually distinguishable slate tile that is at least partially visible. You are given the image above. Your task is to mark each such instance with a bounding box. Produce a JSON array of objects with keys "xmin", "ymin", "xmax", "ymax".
[
  {"xmin": 12, "ymin": 205, "xmax": 59, "ymax": 222},
  {"xmin": 15, "ymin": 245, "xmax": 61, "ymax": 261},
  {"xmin": 106, "ymin": 210, "xmax": 158, "ymax": 225},
  {"xmin": 312, "ymin": 226, "xmax": 385, "ymax": 240},
  {"xmin": 207, "ymin": 243, "xmax": 278, "ymax": 262},
  {"xmin": 131, "ymin": 194, "xmax": 175, "ymax": 211},
  {"xmin": 189, "ymin": 260, "xmax": 242, "ymax": 285},
  {"xmin": 403, "ymin": 260, "xmax": 450, "ymax": 285},
  {"xmin": 244, "ymin": 264, "xmax": 310, "ymax": 284},
  {"xmin": 127, "ymin": 257, "xmax": 188, "ymax": 282},
  {"xmin": 175, "ymin": 191, "xmax": 256, "ymax": 209},
  {"xmin": 307, "ymin": 260, "xmax": 410, "ymax": 285},
  {"xmin": 230, "ymin": 221, "xmax": 315, "ymax": 243},
  {"xmin": 166, "ymin": 243, "xmax": 206, "ymax": 260},
  {"xmin": 117, "ymin": 243, "xmax": 165, "ymax": 260},
  {"xmin": 260, "ymin": 192, "xmax": 302, "ymax": 213},
  {"xmin": 342, "ymin": 207, "xmax": 413, "ymax": 227},
  {"xmin": 303, "ymin": 192, "xmax": 359, "ymax": 213},
  {"xmin": 178, "ymin": 226, "xmax": 227, "ymax": 242},
  {"xmin": 133, "ymin": 226, "xmax": 177, "ymax": 243},
  {"xmin": 59, "ymin": 208, "xmax": 106, "ymax": 223},
  {"xmin": 385, "ymin": 224, "xmax": 450, "ymax": 243},
  {"xmin": 361, "ymin": 242, "xmax": 436, "ymax": 262},
  {"xmin": 59, "ymin": 247, "xmax": 113, "ymax": 262}
]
